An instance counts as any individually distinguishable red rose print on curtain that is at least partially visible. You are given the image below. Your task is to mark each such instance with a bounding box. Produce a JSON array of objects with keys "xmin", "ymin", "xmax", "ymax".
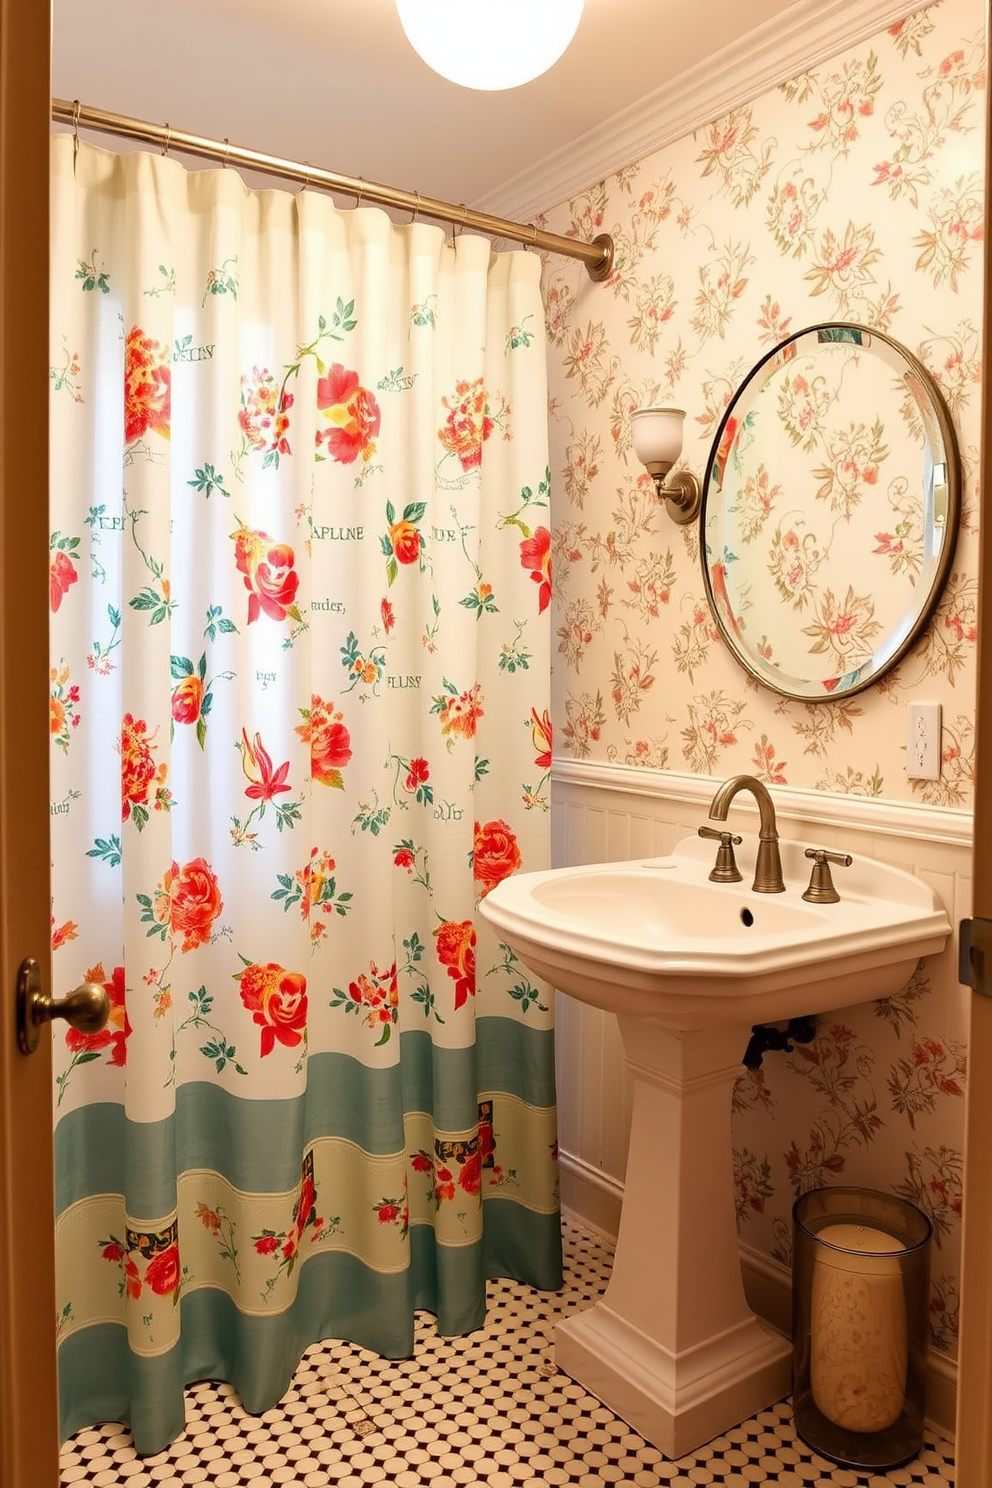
[
  {"xmin": 382, "ymin": 500, "xmax": 427, "ymax": 585},
  {"xmin": 232, "ymin": 524, "xmax": 301, "ymax": 624},
  {"xmin": 167, "ymin": 858, "xmax": 224, "ymax": 952},
  {"xmin": 437, "ymin": 377, "xmax": 508, "ymax": 472},
  {"xmin": 144, "ymin": 1244, "xmax": 181, "ymax": 1297},
  {"xmin": 295, "ymin": 696, "xmax": 352, "ymax": 788},
  {"xmin": 386, "ymin": 752, "xmax": 433, "ymax": 810},
  {"xmin": 315, "ymin": 363, "xmax": 381, "ymax": 464},
  {"xmin": 389, "ymin": 519, "xmax": 420, "ymax": 566},
  {"xmin": 434, "ymin": 919, "xmax": 476, "ymax": 1009},
  {"xmin": 406, "ymin": 757, "xmax": 429, "ymax": 793},
  {"xmin": 65, "ymin": 963, "xmax": 130, "ymax": 1065},
  {"xmin": 124, "ymin": 327, "xmax": 171, "ymax": 445},
  {"xmin": 170, "ymin": 653, "xmax": 233, "ymax": 748},
  {"xmin": 519, "ymin": 526, "xmax": 552, "ymax": 612},
  {"xmin": 55, "ymin": 961, "xmax": 131, "ymax": 1108},
  {"xmin": 458, "ymin": 1149, "xmax": 482, "ymax": 1196},
  {"xmin": 171, "ymin": 674, "xmax": 203, "ymax": 726},
  {"xmin": 419, "ymin": 1134, "xmax": 485, "ymax": 1208},
  {"xmin": 50, "ymin": 535, "xmax": 80, "ymax": 612},
  {"xmin": 99, "ymin": 1224, "xmax": 180, "ymax": 1304},
  {"xmin": 120, "ymin": 712, "xmax": 171, "ymax": 829},
  {"xmin": 473, "ymin": 819, "xmax": 522, "ymax": 897},
  {"xmin": 236, "ymin": 959, "xmax": 309, "ymax": 1057}
]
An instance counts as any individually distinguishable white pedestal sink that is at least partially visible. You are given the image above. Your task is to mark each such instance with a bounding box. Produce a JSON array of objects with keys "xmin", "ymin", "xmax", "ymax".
[{"xmin": 479, "ymin": 833, "xmax": 951, "ymax": 1459}]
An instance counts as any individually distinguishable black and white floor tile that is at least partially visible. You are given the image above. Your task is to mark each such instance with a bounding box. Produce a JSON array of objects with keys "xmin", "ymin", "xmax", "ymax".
[{"xmin": 60, "ymin": 1219, "xmax": 956, "ymax": 1487}]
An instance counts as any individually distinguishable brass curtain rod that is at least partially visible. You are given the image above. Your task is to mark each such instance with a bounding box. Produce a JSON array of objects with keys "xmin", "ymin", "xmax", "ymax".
[{"xmin": 52, "ymin": 98, "xmax": 614, "ymax": 283}]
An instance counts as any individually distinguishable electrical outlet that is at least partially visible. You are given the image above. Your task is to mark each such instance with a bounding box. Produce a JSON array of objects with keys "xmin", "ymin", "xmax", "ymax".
[{"xmin": 907, "ymin": 701, "xmax": 941, "ymax": 780}]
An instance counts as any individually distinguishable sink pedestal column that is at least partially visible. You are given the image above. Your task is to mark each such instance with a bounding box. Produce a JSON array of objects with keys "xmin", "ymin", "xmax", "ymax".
[{"xmin": 555, "ymin": 1017, "xmax": 792, "ymax": 1459}]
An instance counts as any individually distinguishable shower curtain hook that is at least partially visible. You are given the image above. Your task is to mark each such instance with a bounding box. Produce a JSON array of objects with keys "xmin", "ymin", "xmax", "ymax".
[
  {"xmin": 299, "ymin": 161, "xmax": 312, "ymax": 194},
  {"xmin": 354, "ymin": 176, "xmax": 365, "ymax": 208},
  {"xmin": 71, "ymin": 99, "xmax": 80, "ymax": 173},
  {"xmin": 411, "ymin": 191, "xmax": 421, "ymax": 224},
  {"xmin": 222, "ymin": 139, "xmax": 231, "ymax": 169},
  {"xmin": 449, "ymin": 205, "xmax": 465, "ymax": 250},
  {"xmin": 161, "ymin": 123, "xmax": 171, "ymax": 157}
]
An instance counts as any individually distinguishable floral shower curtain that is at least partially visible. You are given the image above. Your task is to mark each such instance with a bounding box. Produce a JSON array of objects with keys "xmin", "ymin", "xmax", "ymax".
[{"xmin": 49, "ymin": 134, "xmax": 558, "ymax": 1456}]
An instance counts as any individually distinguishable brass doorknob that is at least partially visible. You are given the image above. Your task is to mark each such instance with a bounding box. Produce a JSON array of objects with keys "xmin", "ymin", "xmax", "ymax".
[{"xmin": 15, "ymin": 956, "xmax": 110, "ymax": 1055}]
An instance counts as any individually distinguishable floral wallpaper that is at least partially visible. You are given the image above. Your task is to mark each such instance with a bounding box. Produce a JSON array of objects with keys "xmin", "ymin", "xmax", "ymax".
[
  {"xmin": 538, "ymin": 0, "xmax": 983, "ymax": 1358},
  {"xmin": 541, "ymin": 0, "xmax": 982, "ymax": 801}
]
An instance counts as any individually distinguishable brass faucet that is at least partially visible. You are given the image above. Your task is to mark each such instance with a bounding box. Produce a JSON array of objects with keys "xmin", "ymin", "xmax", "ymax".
[{"xmin": 707, "ymin": 774, "xmax": 785, "ymax": 893}]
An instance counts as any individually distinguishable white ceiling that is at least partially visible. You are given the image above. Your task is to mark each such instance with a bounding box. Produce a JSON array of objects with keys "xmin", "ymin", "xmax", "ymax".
[{"xmin": 52, "ymin": 0, "xmax": 802, "ymax": 216}]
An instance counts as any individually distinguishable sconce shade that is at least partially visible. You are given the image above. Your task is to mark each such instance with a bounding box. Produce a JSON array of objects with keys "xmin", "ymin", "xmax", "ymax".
[
  {"xmin": 395, "ymin": 0, "xmax": 585, "ymax": 91},
  {"xmin": 631, "ymin": 406, "xmax": 686, "ymax": 471}
]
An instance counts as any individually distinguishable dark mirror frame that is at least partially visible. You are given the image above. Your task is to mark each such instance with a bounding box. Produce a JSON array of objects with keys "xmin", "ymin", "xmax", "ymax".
[{"xmin": 700, "ymin": 322, "xmax": 961, "ymax": 701}]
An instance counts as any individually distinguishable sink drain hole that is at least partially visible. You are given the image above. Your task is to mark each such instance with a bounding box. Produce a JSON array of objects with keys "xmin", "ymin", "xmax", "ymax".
[{"xmin": 739, "ymin": 907, "xmax": 755, "ymax": 927}]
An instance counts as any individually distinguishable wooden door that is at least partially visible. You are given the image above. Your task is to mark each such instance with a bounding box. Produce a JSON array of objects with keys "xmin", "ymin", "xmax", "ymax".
[
  {"xmin": 954, "ymin": 3, "xmax": 992, "ymax": 1478},
  {"xmin": 0, "ymin": 4, "xmax": 59, "ymax": 1487}
]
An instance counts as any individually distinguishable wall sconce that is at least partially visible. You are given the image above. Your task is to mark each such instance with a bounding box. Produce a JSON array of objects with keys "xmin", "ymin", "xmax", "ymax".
[{"xmin": 631, "ymin": 406, "xmax": 701, "ymax": 525}]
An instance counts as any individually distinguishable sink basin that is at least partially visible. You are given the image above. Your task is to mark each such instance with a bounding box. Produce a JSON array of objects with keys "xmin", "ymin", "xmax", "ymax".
[
  {"xmin": 479, "ymin": 831, "xmax": 952, "ymax": 1458},
  {"xmin": 480, "ymin": 834, "xmax": 951, "ymax": 1029},
  {"xmin": 533, "ymin": 866, "xmax": 822, "ymax": 936}
]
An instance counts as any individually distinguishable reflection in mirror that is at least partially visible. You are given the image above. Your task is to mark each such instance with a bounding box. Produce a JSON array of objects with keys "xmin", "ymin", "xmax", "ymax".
[{"xmin": 701, "ymin": 323, "xmax": 961, "ymax": 701}]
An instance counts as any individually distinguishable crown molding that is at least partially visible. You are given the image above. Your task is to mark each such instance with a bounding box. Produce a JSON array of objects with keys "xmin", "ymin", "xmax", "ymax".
[
  {"xmin": 479, "ymin": 0, "xmax": 926, "ymax": 223},
  {"xmin": 551, "ymin": 757, "xmax": 973, "ymax": 848}
]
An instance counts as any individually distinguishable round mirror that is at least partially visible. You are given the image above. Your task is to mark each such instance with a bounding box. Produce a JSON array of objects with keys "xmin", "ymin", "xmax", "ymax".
[{"xmin": 700, "ymin": 323, "xmax": 960, "ymax": 700}]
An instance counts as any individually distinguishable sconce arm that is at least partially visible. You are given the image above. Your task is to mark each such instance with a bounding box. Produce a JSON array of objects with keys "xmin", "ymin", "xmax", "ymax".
[{"xmin": 646, "ymin": 467, "xmax": 701, "ymax": 525}]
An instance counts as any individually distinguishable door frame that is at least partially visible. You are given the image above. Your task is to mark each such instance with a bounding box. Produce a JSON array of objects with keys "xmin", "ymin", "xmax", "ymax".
[
  {"xmin": 954, "ymin": 6, "xmax": 992, "ymax": 1473},
  {"xmin": 0, "ymin": 3, "xmax": 60, "ymax": 1487}
]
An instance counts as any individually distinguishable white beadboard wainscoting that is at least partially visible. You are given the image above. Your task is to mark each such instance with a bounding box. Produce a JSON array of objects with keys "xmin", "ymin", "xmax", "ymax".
[{"xmin": 549, "ymin": 758, "xmax": 974, "ymax": 1437}]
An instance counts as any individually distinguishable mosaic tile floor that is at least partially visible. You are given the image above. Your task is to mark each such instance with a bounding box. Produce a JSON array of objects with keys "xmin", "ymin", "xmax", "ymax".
[{"xmin": 60, "ymin": 1219, "xmax": 956, "ymax": 1487}]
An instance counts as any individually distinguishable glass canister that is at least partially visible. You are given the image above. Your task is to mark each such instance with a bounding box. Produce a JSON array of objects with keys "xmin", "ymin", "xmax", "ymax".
[{"xmin": 792, "ymin": 1186, "xmax": 932, "ymax": 1470}]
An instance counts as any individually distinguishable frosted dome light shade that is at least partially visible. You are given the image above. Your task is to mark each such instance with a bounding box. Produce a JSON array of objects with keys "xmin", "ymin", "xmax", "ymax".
[
  {"xmin": 631, "ymin": 407, "xmax": 686, "ymax": 468},
  {"xmin": 395, "ymin": 0, "xmax": 584, "ymax": 91}
]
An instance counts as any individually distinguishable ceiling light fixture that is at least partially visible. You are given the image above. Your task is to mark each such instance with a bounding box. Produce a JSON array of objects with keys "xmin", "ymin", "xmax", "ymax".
[{"xmin": 395, "ymin": 0, "xmax": 585, "ymax": 92}]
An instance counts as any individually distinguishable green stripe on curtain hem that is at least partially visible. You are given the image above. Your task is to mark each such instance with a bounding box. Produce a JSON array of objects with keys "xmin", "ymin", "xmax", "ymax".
[
  {"xmin": 58, "ymin": 1322, "xmax": 187, "ymax": 1459},
  {"xmin": 482, "ymin": 1197, "xmax": 563, "ymax": 1292},
  {"xmin": 60, "ymin": 1223, "xmax": 499, "ymax": 1456},
  {"xmin": 55, "ymin": 1022, "xmax": 557, "ymax": 1215},
  {"xmin": 476, "ymin": 1017, "xmax": 557, "ymax": 1106}
]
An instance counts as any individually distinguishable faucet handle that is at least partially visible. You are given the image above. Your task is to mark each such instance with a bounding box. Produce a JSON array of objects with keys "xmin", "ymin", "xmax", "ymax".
[
  {"xmin": 698, "ymin": 825, "xmax": 743, "ymax": 883},
  {"xmin": 802, "ymin": 848, "xmax": 853, "ymax": 904}
]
